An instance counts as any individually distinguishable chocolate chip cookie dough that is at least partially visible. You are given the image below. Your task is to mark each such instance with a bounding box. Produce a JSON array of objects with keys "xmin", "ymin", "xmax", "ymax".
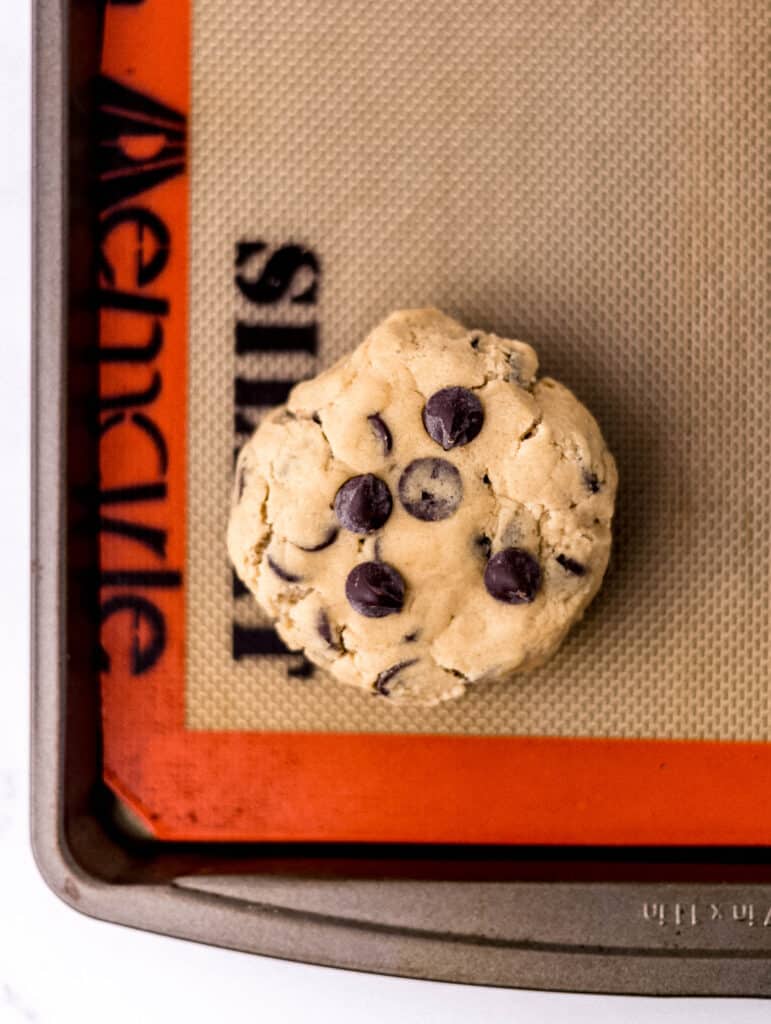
[{"xmin": 228, "ymin": 309, "xmax": 617, "ymax": 706}]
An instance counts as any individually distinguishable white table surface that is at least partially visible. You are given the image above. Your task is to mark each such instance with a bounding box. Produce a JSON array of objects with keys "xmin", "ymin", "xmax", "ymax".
[{"xmin": 3, "ymin": 4, "xmax": 767, "ymax": 1020}]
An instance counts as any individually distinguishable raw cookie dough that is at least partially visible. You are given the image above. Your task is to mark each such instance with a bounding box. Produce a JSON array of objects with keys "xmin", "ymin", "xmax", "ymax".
[{"xmin": 228, "ymin": 308, "xmax": 617, "ymax": 706}]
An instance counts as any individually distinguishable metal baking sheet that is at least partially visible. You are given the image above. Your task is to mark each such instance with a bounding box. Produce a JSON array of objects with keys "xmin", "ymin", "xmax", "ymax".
[{"xmin": 31, "ymin": 0, "xmax": 771, "ymax": 995}]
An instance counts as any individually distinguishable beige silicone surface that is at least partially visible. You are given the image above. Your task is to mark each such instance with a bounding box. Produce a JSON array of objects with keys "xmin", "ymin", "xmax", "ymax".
[{"xmin": 186, "ymin": 0, "xmax": 769, "ymax": 736}]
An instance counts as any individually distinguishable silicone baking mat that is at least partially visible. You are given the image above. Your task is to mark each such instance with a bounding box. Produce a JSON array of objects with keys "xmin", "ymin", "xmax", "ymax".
[{"xmin": 96, "ymin": 0, "xmax": 770, "ymax": 841}]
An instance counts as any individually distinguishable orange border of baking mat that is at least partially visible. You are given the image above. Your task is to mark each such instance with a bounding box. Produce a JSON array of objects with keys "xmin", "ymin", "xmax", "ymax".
[{"xmin": 97, "ymin": 0, "xmax": 771, "ymax": 845}]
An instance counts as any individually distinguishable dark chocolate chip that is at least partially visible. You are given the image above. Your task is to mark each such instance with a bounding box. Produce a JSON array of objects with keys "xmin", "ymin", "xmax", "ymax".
[
  {"xmin": 367, "ymin": 413, "xmax": 393, "ymax": 454},
  {"xmin": 556, "ymin": 553, "xmax": 586, "ymax": 576},
  {"xmin": 334, "ymin": 474, "xmax": 392, "ymax": 534},
  {"xmin": 296, "ymin": 526, "xmax": 339, "ymax": 552},
  {"xmin": 483, "ymin": 547, "xmax": 541, "ymax": 604},
  {"xmin": 403, "ymin": 630, "xmax": 420, "ymax": 643},
  {"xmin": 374, "ymin": 658, "xmax": 418, "ymax": 696},
  {"xmin": 475, "ymin": 534, "xmax": 492, "ymax": 559},
  {"xmin": 398, "ymin": 458, "xmax": 463, "ymax": 521},
  {"xmin": 422, "ymin": 386, "xmax": 484, "ymax": 450},
  {"xmin": 288, "ymin": 656, "xmax": 315, "ymax": 679},
  {"xmin": 345, "ymin": 561, "xmax": 405, "ymax": 618},
  {"xmin": 583, "ymin": 469, "xmax": 601, "ymax": 494},
  {"xmin": 317, "ymin": 609, "xmax": 337, "ymax": 648},
  {"xmin": 267, "ymin": 555, "xmax": 303, "ymax": 583}
]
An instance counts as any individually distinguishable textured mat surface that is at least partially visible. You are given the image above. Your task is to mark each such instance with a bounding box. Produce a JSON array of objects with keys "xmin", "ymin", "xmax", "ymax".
[{"xmin": 186, "ymin": 0, "xmax": 769, "ymax": 736}]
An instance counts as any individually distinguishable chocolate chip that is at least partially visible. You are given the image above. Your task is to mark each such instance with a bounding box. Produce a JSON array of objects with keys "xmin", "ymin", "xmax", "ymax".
[
  {"xmin": 398, "ymin": 458, "xmax": 463, "ymax": 521},
  {"xmin": 483, "ymin": 548, "xmax": 541, "ymax": 604},
  {"xmin": 367, "ymin": 413, "xmax": 393, "ymax": 454},
  {"xmin": 317, "ymin": 609, "xmax": 337, "ymax": 647},
  {"xmin": 345, "ymin": 561, "xmax": 405, "ymax": 618},
  {"xmin": 334, "ymin": 474, "xmax": 392, "ymax": 534},
  {"xmin": 583, "ymin": 469, "xmax": 601, "ymax": 494},
  {"xmin": 422, "ymin": 387, "xmax": 484, "ymax": 450},
  {"xmin": 556, "ymin": 553, "xmax": 586, "ymax": 576},
  {"xmin": 267, "ymin": 555, "xmax": 303, "ymax": 583},
  {"xmin": 296, "ymin": 526, "xmax": 339, "ymax": 552},
  {"xmin": 475, "ymin": 534, "xmax": 492, "ymax": 558},
  {"xmin": 374, "ymin": 659, "xmax": 418, "ymax": 696}
]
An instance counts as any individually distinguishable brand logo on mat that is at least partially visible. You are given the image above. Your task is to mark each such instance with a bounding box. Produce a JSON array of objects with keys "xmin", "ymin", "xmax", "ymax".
[
  {"xmin": 232, "ymin": 241, "xmax": 321, "ymax": 672},
  {"xmin": 90, "ymin": 74, "xmax": 187, "ymax": 676},
  {"xmin": 95, "ymin": 75, "xmax": 186, "ymax": 212}
]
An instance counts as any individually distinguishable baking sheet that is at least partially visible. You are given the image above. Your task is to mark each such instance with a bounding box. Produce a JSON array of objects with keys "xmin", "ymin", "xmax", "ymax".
[{"xmin": 33, "ymin": 0, "xmax": 771, "ymax": 993}]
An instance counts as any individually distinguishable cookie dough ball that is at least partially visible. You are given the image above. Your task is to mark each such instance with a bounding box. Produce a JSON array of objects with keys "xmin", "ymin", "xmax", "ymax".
[{"xmin": 228, "ymin": 308, "xmax": 617, "ymax": 706}]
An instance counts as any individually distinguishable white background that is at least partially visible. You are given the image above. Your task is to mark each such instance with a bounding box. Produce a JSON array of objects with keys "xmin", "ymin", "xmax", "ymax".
[{"xmin": 2, "ymin": 2, "xmax": 768, "ymax": 1020}]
